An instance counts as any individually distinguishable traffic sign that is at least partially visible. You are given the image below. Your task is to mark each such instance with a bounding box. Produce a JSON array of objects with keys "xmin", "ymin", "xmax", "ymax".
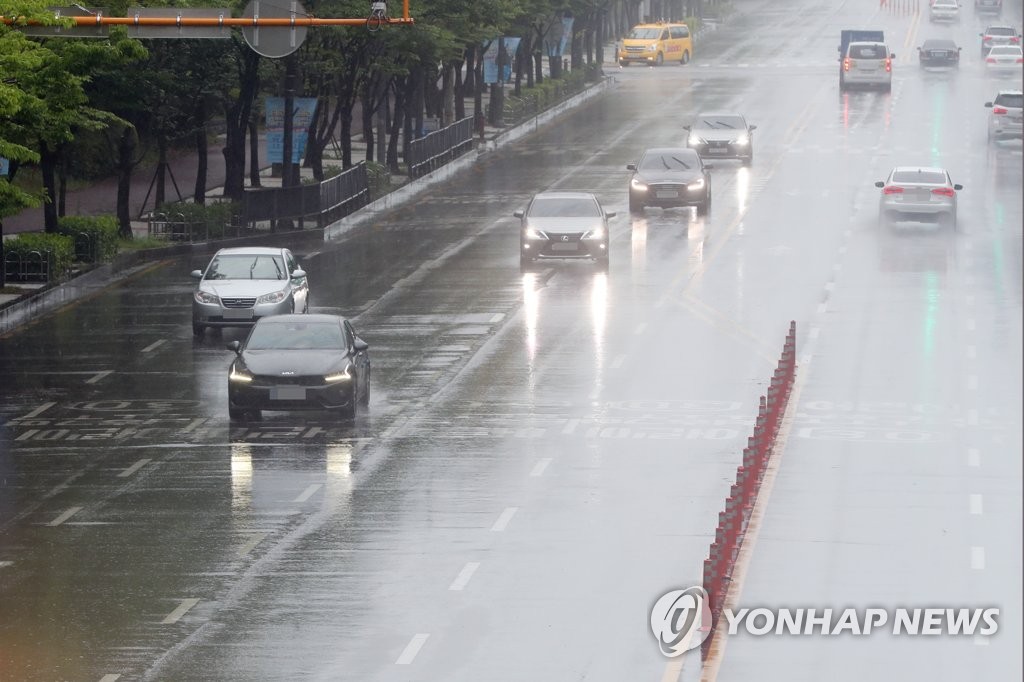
[{"xmin": 241, "ymin": 0, "xmax": 308, "ymax": 59}]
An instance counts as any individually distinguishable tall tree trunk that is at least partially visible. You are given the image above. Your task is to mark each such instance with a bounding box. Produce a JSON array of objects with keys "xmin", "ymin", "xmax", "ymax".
[
  {"xmin": 249, "ymin": 117, "xmax": 261, "ymax": 187},
  {"xmin": 340, "ymin": 113, "xmax": 353, "ymax": 168},
  {"xmin": 155, "ymin": 137, "xmax": 168, "ymax": 208},
  {"xmin": 363, "ymin": 93, "xmax": 375, "ymax": 162},
  {"xmin": 442, "ymin": 63, "xmax": 454, "ymax": 126},
  {"xmin": 194, "ymin": 98, "xmax": 208, "ymax": 204},
  {"xmin": 464, "ymin": 47, "xmax": 476, "ymax": 94},
  {"xmin": 377, "ymin": 91, "xmax": 388, "ymax": 162},
  {"xmin": 40, "ymin": 145, "xmax": 59, "ymax": 233},
  {"xmin": 116, "ymin": 127, "xmax": 136, "ymax": 239},
  {"xmin": 57, "ymin": 154, "xmax": 67, "ymax": 217},
  {"xmin": 388, "ymin": 80, "xmax": 406, "ymax": 174},
  {"xmin": 453, "ymin": 63, "xmax": 465, "ymax": 120},
  {"xmin": 222, "ymin": 50, "xmax": 260, "ymax": 201}
]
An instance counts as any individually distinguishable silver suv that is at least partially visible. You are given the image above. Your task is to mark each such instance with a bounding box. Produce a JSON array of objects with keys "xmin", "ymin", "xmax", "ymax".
[
  {"xmin": 191, "ymin": 247, "xmax": 309, "ymax": 337},
  {"xmin": 840, "ymin": 42, "xmax": 895, "ymax": 92},
  {"xmin": 986, "ymin": 90, "xmax": 1023, "ymax": 141}
]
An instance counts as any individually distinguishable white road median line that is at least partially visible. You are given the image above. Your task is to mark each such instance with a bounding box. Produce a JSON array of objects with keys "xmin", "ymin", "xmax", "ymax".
[
  {"xmin": 21, "ymin": 402, "xmax": 55, "ymax": 420},
  {"xmin": 161, "ymin": 598, "xmax": 200, "ymax": 624},
  {"xmin": 99, "ymin": 675, "xmax": 121, "ymax": 682},
  {"xmin": 969, "ymin": 494, "xmax": 983, "ymax": 516},
  {"xmin": 530, "ymin": 458, "xmax": 552, "ymax": 477},
  {"xmin": 237, "ymin": 533, "xmax": 268, "ymax": 557},
  {"xmin": 294, "ymin": 484, "xmax": 322, "ymax": 503},
  {"xmin": 48, "ymin": 506, "xmax": 83, "ymax": 527},
  {"xmin": 448, "ymin": 562, "xmax": 480, "ymax": 591},
  {"xmin": 971, "ymin": 547, "xmax": 985, "ymax": 571},
  {"xmin": 117, "ymin": 458, "xmax": 151, "ymax": 478},
  {"xmin": 141, "ymin": 340, "xmax": 166, "ymax": 353},
  {"xmin": 86, "ymin": 370, "xmax": 113, "ymax": 384},
  {"xmin": 395, "ymin": 633, "xmax": 429, "ymax": 665},
  {"xmin": 490, "ymin": 507, "xmax": 518, "ymax": 532}
]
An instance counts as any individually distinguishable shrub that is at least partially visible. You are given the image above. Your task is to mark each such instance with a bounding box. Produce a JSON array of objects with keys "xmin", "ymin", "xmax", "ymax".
[
  {"xmin": 365, "ymin": 161, "xmax": 391, "ymax": 199},
  {"xmin": 58, "ymin": 215, "xmax": 119, "ymax": 263},
  {"xmin": 154, "ymin": 200, "xmax": 240, "ymax": 240},
  {"xmin": 4, "ymin": 233, "xmax": 74, "ymax": 281}
]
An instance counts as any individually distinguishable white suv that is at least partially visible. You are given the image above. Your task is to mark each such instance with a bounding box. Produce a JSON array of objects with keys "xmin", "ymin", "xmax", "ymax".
[
  {"xmin": 985, "ymin": 90, "xmax": 1023, "ymax": 141},
  {"xmin": 840, "ymin": 42, "xmax": 895, "ymax": 92}
]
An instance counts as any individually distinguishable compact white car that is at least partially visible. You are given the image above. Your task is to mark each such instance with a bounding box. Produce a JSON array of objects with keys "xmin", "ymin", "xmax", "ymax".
[
  {"xmin": 875, "ymin": 167, "xmax": 963, "ymax": 230},
  {"xmin": 840, "ymin": 42, "xmax": 895, "ymax": 92},
  {"xmin": 930, "ymin": 0, "xmax": 960, "ymax": 22},
  {"xmin": 984, "ymin": 45, "xmax": 1023, "ymax": 75},
  {"xmin": 985, "ymin": 90, "xmax": 1023, "ymax": 141}
]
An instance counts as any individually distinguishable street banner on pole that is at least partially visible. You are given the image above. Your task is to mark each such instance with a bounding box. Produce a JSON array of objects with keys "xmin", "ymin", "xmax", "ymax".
[
  {"xmin": 266, "ymin": 97, "xmax": 318, "ymax": 164},
  {"xmin": 483, "ymin": 37, "xmax": 522, "ymax": 84}
]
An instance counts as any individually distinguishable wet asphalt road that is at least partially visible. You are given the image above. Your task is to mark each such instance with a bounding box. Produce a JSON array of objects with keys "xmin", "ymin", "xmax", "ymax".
[{"xmin": 1, "ymin": 0, "xmax": 1022, "ymax": 680}]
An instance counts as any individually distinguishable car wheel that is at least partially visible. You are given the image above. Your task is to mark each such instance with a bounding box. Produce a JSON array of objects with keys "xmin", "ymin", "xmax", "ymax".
[
  {"xmin": 883, "ymin": 82, "xmax": 892, "ymax": 93},
  {"xmin": 655, "ymin": 53, "xmax": 664, "ymax": 66},
  {"xmin": 596, "ymin": 255, "xmax": 609, "ymax": 270},
  {"xmin": 697, "ymin": 196, "xmax": 710, "ymax": 217},
  {"xmin": 681, "ymin": 50, "xmax": 690, "ymax": 65},
  {"xmin": 359, "ymin": 370, "xmax": 370, "ymax": 407},
  {"xmin": 520, "ymin": 254, "xmax": 535, "ymax": 270},
  {"xmin": 340, "ymin": 396, "xmax": 357, "ymax": 419},
  {"xmin": 742, "ymin": 152, "xmax": 753, "ymax": 166},
  {"xmin": 192, "ymin": 323, "xmax": 204, "ymax": 337}
]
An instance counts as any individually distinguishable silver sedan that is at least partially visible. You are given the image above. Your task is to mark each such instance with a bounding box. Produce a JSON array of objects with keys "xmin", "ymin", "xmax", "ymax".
[{"xmin": 875, "ymin": 167, "xmax": 963, "ymax": 230}]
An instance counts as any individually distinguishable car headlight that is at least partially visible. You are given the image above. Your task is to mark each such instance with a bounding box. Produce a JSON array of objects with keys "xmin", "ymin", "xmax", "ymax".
[
  {"xmin": 194, "ymin": 290, "xmax": 218, "ymax": 305},
  {"xmin": 583, "ymin": 226, "xmax": 605, "ymax": 240},
  {"xmin": 229, "ymin": 365, "xmax": 254, "ymax": 383},
  {"xmin": 325, "ymin": 366, "xmax": 353, "ymax": 383},
  {"xmin": 648, "ymin": 43, "xmax": 658, "ymax": 51},
  {"xmin": 631, "ymin": 178, "xmax": 648, "ymax": 191},
  {"xmin": 735, "ymin": 135, "xmax": 750, "ymax": 145},
  {"xmin": 688, "ymin": 134, "xmax": 704, "ymax": 145},
  {"xmin": 688, "ymin": 178, "xmax": 706, "ymax": 191},
  {"xmin": 256, "ymin": 290, "xmax": 288, "ymax": 305},
  {"xmin": 524, "ymin": 227, "xmax": 547, "ymax": 240}
]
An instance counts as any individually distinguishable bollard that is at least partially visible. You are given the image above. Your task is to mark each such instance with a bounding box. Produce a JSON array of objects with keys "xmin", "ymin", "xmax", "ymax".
[{"xmin": 737, "ymin": 465, "xmax": 752, "ymax": 509}]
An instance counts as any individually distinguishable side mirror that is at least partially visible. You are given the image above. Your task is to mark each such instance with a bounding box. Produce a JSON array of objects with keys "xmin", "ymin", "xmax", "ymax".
[
  {"xmin": 874, "ymin": 181, "xmax": 885, "ymax": 188},
  {"xmin": 353, "ymin": 338, "xmax": 369, "ymax": 352},
  {"xmin": 226, "ymin": 340, "xmax": 241, "ymax": 354},
  {"xmin": 953, "ymin": 184, "xmax": 963, "ymax": 191},
  {"xmin": 890, "ymin": 53, "xmax": 896, "ymax": 59},
  {"xmin": 748, "ymin": 125, "xmax": 757, "ymax": 131},
  {"xmin": 682, "ymin": 125, "xmax": 691, "ymax": 131},
  {"xmin": 606, "ymin": 211, "xmax": 617, "ymax": 219},
  {"xmin": 291, "ymin": 268, "xmax": 306, "ymax": 279},
  {"xmin": 513, "ymin": 210, "xmax": 524, "ymax": 218},
  {"xmin": 190, "ymin": 269, "xmax": 203, "ymax": 279},
  {"xmin": 703, "ymin": 164, "xmax": 714, "ymax": 171},
  {"xmin": 626, "ymin": 163, "xmax": 637, "ymax": 171},
  {"xmin": 916, "ymin": 47, "xmax": 922, "ymax": 51},
  {"xmin": 984, "ymin": 102, "xmax": 994, "ymax": 108}
]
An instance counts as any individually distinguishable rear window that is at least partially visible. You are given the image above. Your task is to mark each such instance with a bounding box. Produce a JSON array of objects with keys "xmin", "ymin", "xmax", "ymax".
[
  {"xmin": 892, "ymin": 170, "xmax": 947, "ymax": 185},
  {"xmin": 989, "ymin": 46, "xmax": 1021, "ymax": 55},
  {"xmin": 528, "ymin": 197, "xmax": 601, "ymax": 218},
  {"xmin": 987, "ymin": 27, "xmax": 1017, "ymax": 36},
  {"xmin": 995, "ymin": 93, "xmax": 1024, "ymax": 108},
  {"xmin": 849, "ymin": 45, "xmax": 886, "ymax": 59},
  {"xmin": 922, "ymin": 41, "xmax": 956, "ymax": 51}
]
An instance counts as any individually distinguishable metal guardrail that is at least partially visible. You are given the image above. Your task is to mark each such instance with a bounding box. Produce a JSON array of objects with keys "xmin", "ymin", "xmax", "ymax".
[
  {"xmin": 4, "ymin": 250, "xmax": 52, "ymax": 282},
  {"xmin": 406, "ymin": 117, "xmax": 474, "ymax": 179},
  {"xmin": 241, "ymin": 163, "xmax": 370, "ymax": 229}
]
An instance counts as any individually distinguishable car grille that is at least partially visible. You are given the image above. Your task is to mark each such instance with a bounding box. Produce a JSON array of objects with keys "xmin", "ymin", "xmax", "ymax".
[
  {"xmin": 255, "ymin": 375, "xmax": 325, "ymax": 386},
  {"xmin": 221, "ymin": 297, "xmax": 257, "ymax": 308},
  {"xmin": 546, "ymin": 233, "xmax": 583, "ymax": 241},
  {"xmin": 648, "ymin": 183, "xmax": 686, "ymax": 192},
  {"xmin": 625, "ymin": 46, "xmax": 646, "ymax": 53}
]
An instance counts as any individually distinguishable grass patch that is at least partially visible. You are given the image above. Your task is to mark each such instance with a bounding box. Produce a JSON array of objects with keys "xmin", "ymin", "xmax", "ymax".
[
  {"xmin": 0, "ymin": 286, "xmax": 30, "ymax": 294},
  {"xmin": 117, "ymin": 237, "xmax": 171, "ymax": 252}
]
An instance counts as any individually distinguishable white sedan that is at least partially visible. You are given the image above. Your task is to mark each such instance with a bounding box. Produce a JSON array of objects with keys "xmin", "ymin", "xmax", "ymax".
[
  {"xmin": 930, "ymin": 0, "xmax": 960, "ymax": 22},
  {"xmin": 875, "ymin": 167, "xmax": 963, "ymax": 230},
  {"xmin": 984, "ymin": 45, "xmax": 1023, "ymax": 75}
]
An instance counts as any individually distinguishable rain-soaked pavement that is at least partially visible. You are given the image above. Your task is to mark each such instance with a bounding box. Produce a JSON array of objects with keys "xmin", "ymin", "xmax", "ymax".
[{"xmin": 1, "ymin": 0, "xmax": 1022, "ymax": 680}]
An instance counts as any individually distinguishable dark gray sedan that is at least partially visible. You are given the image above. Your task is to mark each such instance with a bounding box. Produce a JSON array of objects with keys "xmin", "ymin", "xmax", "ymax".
[
  {"xmin": 627, "ymin": 148, "xmax": 713, "ymax": 215},
  {"xmin": 226, "ymin": 314, "xmax": 370, "ymax": 420},
  {"xmin": 918, "ymin": 39, "xmax": 961, "ymax": 68},
  {"xmin": 684, "ymin": 113, "xmax": 756, "ymax": 165}
]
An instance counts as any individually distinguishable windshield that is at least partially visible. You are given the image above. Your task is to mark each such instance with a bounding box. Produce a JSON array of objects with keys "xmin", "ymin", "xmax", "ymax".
[
  {"xmin": 528, "ymin": 197, "xmax": 601, "ymax": 217},
  {"xmin": 246, "ymin": 321, "xmax": 344, "ymax": 350},
  {"xmin": 695, "ymin": 116, "xmax": 745, "ymax": 130},
  {"xmin": 891, "ymin": 170, "xmax": 947, "ymax": 185},
  {"xmin": 206, "ymin": 254, "xmax": 287, "ymax": 280},
  {"xmin": 626, "ymin": 28, "xmax": 662, "ymax": 40},
  {"xmin": 639, "ymin": 151, "xmax": 696, "ymax": 171}
]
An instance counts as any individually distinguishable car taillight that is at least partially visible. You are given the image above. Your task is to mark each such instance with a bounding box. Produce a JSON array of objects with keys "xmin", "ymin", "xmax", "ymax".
[
  {"xmin": 993, "ymin": 106, "xmax": 1008, "ymax": 114},
  {"xmin": 931, "ymin": 187, "xmax": 956, "ymax": 197},
  {"xmin": 883, "ymin": 186, "xmax": 904, "ymax": 195},
  {"xmin": 1017, "ymin": 58, "xmax": 1024, "ymax": 63},
  {"xmin": 885, "ymin": 57, "xmax": 892, "ymax": 72},
  {"xmin": 843, "ymin": 57, "xmax": 851, "ymax": 71},
  {"xmin": 986, "ymin": 57, "xmax": 997, "ymax": 62},
  {"xmin": 1011, "ymin": 36, "xmax": 1020, "ymax": 43}
]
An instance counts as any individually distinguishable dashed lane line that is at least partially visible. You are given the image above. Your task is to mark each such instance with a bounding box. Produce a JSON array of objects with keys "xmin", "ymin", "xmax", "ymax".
[
  {"xmin": 530, "ymin": 458, "xmax": 552, "ymax": 477},
  {"xmin": 294, "ymin": 484, "xmax": 322, "ymax": 503},
  {"xmin": 237, "ymin": 533, "xmax": 268, "ymax": 557},
  {"xmin": 490, "ymin": 507, "xmax": 518, "ymax": 532},
  {"xmin": 967, "ymin": 448, "xmax": 981, "ymax": 467},
  {"xmin": 141, "ymin": 339, "xmax": 166, "ymax": 353},
  {"xmin": 161, "ymin": 598, "xmax": 200, "ymax": 624},
  {"xmin": 48, "ymin": 506, "xmax": 83, "ymax": 527},
  {"xmin": 969, "ymin": 495, "xmax": 983, "ymax": 516},
  {"xmin": 117, "ymin": 458, "xmax": 151, "ymax": 478},
  {"xmin": 971, "ymin": 547, "xmax": 985, "ymax": 571},
  {"xmin": 395, "ymin": 633, "xmax": 430, "ymax": 665},
  {"xmin": 448, "ymin": 562, "xmax": 481, "ymax": 591},
  {"xmin": 21, "ymin": 402, "xmax": 55, "ymax": 420},
  {"xmin": 85, "ymin": 370, "xmax": 113, "ymax": 384}
]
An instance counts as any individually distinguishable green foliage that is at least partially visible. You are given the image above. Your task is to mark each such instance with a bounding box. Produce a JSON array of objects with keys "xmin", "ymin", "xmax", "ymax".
[
  {"xmin": 365, "ymin": 161, "xmax": 391, "ymax": 200},
  {"xmin": 154, "ymin": 200, "xmax": 240, "ymax": 240},
  {"xmin": 57, "ymin": 214, "xmax": 119, "ymax": 263},
  {"xmin": 4, "ymin": 232, "xmax": 74, "ymax": 280}
]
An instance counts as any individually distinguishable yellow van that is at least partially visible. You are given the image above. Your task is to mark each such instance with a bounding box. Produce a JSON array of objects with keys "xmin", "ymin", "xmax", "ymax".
[{"xmin": 618, "ymin": 22, "xmax": 693, "ymax": 66}]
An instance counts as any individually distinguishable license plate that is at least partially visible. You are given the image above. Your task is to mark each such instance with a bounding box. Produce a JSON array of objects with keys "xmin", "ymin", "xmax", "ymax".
[
  {"xmin": 933, "ymin": 51, "xmax": 948, "ymax": 57},
  {"xmin": 656, "ymin": 191, "xmax": 679, "ymax": 198},
  {"xmin": 270, "ymin": 386, "xmax": 306, "ymax": 400},
  {"xmin": 551, "ymin": 242, "xmax": 579, "ymax": 252},
  {"xmin": 707, "ymin": 147, "xmax": 728, "ymax": 154},
  {"xmin": 223, "ymin": 308, "xmax": 253, "ymax": 320}
]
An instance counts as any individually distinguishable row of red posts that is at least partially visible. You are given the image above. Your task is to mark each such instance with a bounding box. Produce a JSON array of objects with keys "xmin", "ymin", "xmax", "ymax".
[
  {"xmin": 882, "ymin": 0, "xmax": 920, "ymax": 15},
  {"xmin": 700, "ymin": 320, "xmax": 797, "ymax": 659}
]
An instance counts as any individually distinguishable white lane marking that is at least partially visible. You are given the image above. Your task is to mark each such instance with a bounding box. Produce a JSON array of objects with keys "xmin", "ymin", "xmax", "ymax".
[
  {"xmin": 808, "ymin": 327, "xmax": 820, "ymax": 340},
  {"xmin": 966, "ymin": 319, "xmax": 976, "ymax": 332},
  {"xmin": 530, "ymin": 458, "xmax": 552, "ymax": 478},
  {"xmin": 967, "ymin": 345, "xmax": 977, "ymax": 360},
  {"xmin": 448, "ymin": 562, "xmax": 481, "ymax": 591},
  {"xmin": 161, "ymin": 598, "xmax": 200, "ymax": 624},
  {"xmin": 816, "ymin": 302, "xmax": 828, "ymax": 314},
  {"xmin": 117, "ymin": 458, "xmax": 151, "ymax": 478},
  {"xmin": 970, "ymin": 494, "xmax": 983, "ymax": 516},
  {"xmin": 85, "ymin": 370, "xmax": 113, "ymax": 384},
  {"xmin": 967, "ymin": 448, "xmax": 981, "ymax": 467},
  {"xmin": 838, "ymin": 246, "xmax": 848, "ymax": 255},
  {"xmin": 181, "ymin": 418, "xmax": 206, "ymax": 433},
  {"xmin": 15, "ymin": 430, "xmax": 39, "ymax": 441},
  {"xmin": 237, "ymin": 533, "xmax": 267, "ymax": 557},
  {"xmin": 966, "ymin": 295, "xmax": 975, "ymax": 305},
  {"xmin": 562, "ymin": 419, "xmax": 580, "ymax": 435},
  {"xmin": 21, "ymin": 402, "xmax": 56, "ymax": 420},
  {"xmin": 490, "ymin": 507, "xmax": 518, "ymax": 532},
  {"xmin": 395, "ymin": 633, "xmax": 430, "ymax": 665},
  {"xmin": 611, "ymin": 354, "xmax": 626, "ymax": 369},
  {"xmin": 967, "ymin": 375, "xmax": 978, "ymax": 391},
  {"xmin": 0, "ymin": 561, "xmax": 12, "ymax": 569},
  {"xmin": 635, "ymin": 322, "xmax": 648, "ymax": 335},
  {"xmin": 141, "ymin": 340, "xmax": 166, "ymax": 353},
  {"xmin": 99, "ymin": 675, "xmax": 121, "ymax": 682},
  {"xmin": 489, "ymin": 313, "xmax": 505, "ymax": 324},
  {"xmin": 48, "ymin": 506, "xmax": 83, "ymax": 527},
  {"xmin": 47, "ymin": 472, "xmax": 83, "ymax": 498},
  {"xmin": 294, "ymin": 484, "xmax": 322, "ymax": 503},
  {"xmin": 967, "ymin": 409, "xmax": 979, "ymax": 426}
]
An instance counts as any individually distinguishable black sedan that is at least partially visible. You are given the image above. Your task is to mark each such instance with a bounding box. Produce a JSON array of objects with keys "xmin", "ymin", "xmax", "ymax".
[
  {"xmin": 684, "ymin": 113, "xmax": 756, "ymax": 165},
  {"xmin": 627, "ymin": 148, "xmax": 712, "ymax": 215},
  {"xmin": 226, "ymin": 314, "xmax": 370, "ymax": 420},
  {"xmin": 515, "ymin": 191, "xmax": 614, "ymax": 268},
  {"xmin": 918, "ymin": 39, "xmax": 961, "ymax": 67}
]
